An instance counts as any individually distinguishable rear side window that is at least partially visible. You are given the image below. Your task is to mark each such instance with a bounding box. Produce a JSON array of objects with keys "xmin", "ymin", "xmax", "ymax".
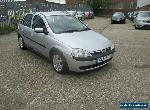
[
  {"xmin": 32, "ymin": 15, "xmax": 46, "ymax": 29},
  {"xmin": 22, "ymin": 14, "xmax": 33, "ymax": 28}
]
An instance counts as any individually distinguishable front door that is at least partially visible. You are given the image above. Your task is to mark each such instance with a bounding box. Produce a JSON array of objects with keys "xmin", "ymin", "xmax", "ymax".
[{"xmin": 31, "ymin": 15, "xmax": 48, "ymax": 55}]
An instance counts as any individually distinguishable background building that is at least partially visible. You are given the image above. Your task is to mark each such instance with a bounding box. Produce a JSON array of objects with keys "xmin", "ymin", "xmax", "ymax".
[
  {"xmin": 66, "ymin": 0, "xmax": 137, "ymax": 11},
  {"xmin": 111, "ymin": 0, "xmax": 137, "ymax": 11},
  {"xmin": 137, "ymin": 0, "xmax": 150, "ymax": 10},
  {"xmin": 26, "ymin": 0, "xmax": 66, "ymax": 4},
  {"xmin": 66, "ymin": 0, "xmax": 87, "ymax": 5}
]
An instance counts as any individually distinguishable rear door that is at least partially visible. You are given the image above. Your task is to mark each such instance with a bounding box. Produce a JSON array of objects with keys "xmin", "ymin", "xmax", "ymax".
[{"xmin": 19, "ymin": 14, "xmax": 33, "ymax": 47}]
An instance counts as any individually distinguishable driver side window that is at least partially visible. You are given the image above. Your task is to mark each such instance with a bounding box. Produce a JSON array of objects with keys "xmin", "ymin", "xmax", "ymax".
[{"xmin": 32, "ymin": 15, "xmax": 46, "ymax": 29}]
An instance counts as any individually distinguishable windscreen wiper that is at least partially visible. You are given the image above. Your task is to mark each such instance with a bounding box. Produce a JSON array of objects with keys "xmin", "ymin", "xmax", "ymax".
[{"xmin": 60, "ymin": 30, "xmax": 80, "ymax": 33}]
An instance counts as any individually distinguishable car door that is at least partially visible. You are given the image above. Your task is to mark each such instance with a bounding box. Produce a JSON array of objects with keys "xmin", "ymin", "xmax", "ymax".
[
  {"xmin": 30, "ymin": 15, "xmax": 48, "ymax": 55},
  {"xmin": 19, "ymin": 14, "xmax": 33, "ymax": 47}
]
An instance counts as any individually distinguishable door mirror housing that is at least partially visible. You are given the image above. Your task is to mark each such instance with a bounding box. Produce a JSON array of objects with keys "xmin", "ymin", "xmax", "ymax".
[
  {"xmin": 34, "ymin": 28, "xmax": 44, "ymax": 33},
  {"xmin": 34, "ymin": 28, "xmax": 49, "ymax": 35}
]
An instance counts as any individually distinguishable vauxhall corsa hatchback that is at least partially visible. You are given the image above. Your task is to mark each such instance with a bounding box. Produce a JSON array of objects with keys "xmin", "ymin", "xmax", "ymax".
[{"xmin": 18, "ymin": 11, "xmax": 115, "ymax": 74}]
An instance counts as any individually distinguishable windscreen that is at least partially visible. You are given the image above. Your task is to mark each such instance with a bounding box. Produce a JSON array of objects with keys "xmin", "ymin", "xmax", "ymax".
[{"xmin": 46, "ymin": 15, "xmax": 89, "ymax": 34}]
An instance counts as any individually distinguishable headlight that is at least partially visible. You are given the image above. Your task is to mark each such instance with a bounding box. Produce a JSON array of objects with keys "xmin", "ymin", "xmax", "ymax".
[
  {"xmin": 111, "ymin": 43, "xmax": 115, "ymax": 50},
  {"xmin": 71, "ymin": 48, "xmax": 92, "ymax": 58}
]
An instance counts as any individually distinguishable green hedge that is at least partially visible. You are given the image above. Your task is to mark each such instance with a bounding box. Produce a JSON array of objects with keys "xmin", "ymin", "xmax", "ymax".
[{"xmin": 0, "ymin": 24, "xmax": 16, "ymax": 34}]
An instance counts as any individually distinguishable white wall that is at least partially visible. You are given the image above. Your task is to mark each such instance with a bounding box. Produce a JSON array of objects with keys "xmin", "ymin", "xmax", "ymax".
[
  {"xmin": 46, "ymin": 0, "xmax": 66, "ymax": 4},
  {"xmin": 137, "ymin": 0, "xmax": 150, "ymax": 8}
]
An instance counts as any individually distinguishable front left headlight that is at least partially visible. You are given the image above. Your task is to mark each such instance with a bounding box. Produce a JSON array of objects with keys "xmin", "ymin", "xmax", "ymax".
[{"xmin": 71, "ymin": 48, "xmax": 92, "ymax": 58}]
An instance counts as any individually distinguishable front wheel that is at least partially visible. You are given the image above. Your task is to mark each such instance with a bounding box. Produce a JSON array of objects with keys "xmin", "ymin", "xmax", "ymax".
[
  {"xmin": 135, "ymin": 25, "xmax": 140, "ymax": 30},
  {"xmin": 52, "ymin": 51, "xmax": 68, "ymax": 74},
  {"xmin": 122, "ymin": 20, "xmax": 126, "ymax": 24}
]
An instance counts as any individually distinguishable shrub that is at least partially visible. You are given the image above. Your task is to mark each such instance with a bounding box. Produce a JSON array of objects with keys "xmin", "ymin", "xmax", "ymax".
[{"xmin": 0, "ymin": 24, "xmax": 16, "ymax": 34}]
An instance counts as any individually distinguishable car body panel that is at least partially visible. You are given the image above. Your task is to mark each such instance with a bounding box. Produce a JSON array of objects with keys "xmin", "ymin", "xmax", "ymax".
[
  {"xmin": 134, "ymin": 11, "xmax": 150, "ymax": 28},
  {"xmin": 54, "ymin": 30, "xmax": 111, "ymax": 52}
]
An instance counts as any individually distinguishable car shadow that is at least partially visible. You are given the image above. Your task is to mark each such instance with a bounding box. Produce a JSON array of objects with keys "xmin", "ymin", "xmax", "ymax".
[{"xmin": 22, "ymin": 47, "xmax": 51, "ymax": 64}]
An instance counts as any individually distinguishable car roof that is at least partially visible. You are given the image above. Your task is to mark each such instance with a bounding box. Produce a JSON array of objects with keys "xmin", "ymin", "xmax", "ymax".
[{"xmin": 27, "ymin": 11, "xmax": 69, "ymax": 16}]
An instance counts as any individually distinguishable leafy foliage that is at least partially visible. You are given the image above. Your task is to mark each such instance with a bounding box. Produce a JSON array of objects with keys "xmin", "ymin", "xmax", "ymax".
[
  {"xmin": 0, "ymin": 24, "xmax": 16, "ymax": 34},
  {"xmin": 87, "ymin": 0, "xmax": 112, "ymax": 11}
]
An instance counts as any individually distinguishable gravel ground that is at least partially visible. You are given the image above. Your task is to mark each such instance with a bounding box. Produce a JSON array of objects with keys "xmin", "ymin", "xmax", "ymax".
[{"xmin": 0, "ymin": 17, "xmax": 150, "ymax": 110}]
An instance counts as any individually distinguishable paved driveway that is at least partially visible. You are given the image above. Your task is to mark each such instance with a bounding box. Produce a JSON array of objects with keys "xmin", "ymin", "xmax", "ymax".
[{"xmin": 0, "ymin": 17, "xmax": 150, "ymax": 110}]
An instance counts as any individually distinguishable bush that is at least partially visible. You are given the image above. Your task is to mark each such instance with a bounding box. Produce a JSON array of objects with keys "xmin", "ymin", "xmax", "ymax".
[{"xmin": 0, "ymin": 24, "xmax": 16, "ymax": 34}]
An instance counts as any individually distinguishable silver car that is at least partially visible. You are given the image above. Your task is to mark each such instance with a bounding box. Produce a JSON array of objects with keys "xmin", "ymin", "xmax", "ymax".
[
  {"xmin": 134, "ymin": 11, "xmax": 150, "ymax": 29},
  {"xmin": 18, "ymin": 11, "xmax": 115, "ymax": 74},
  {"xmin": 111, "ymin": 12, "xmax": 126, "ymax": 24}
]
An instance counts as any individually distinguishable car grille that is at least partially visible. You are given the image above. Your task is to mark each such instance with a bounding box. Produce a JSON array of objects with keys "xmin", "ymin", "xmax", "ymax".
[
  {"xmin": 90, "ymin": 47, "xmax": 111, "ymax": 56},
  {"xmin": 79, "ymin": 58, "xmax": 112, "ymax": 70}
]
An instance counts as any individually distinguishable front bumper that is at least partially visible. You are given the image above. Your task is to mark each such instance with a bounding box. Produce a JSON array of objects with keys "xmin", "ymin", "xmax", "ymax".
[
  {"xmin": 65, "ymin": 49, "xmax": 115, "ymax": 72},
  {"xmin": 112, "ymin": 18, "xmax": 125, "ymax": 22},
  {"xmin": 136, "ymin": 22, "xmax": 150, "ymax": 28}
]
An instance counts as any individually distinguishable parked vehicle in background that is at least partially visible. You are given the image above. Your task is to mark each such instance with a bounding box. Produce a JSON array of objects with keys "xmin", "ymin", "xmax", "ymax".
[
  {"xmin": 84, "ymin": 11, "xmax": 94, "ymax": 19},
  {"xmin": 66, "ymin": 11, "xmax": 85, "ymax": 21},
  {"xmin": 66, "ymin": 11, "xmax": 76, "ymax": 16},
  {"xmin": 75, "ymin": 11, "xmax": 85, "ymax": 21},
  {"xmin": 128, "ymin": 12, "xmax": 134, "ymax": 20},
  {"xmin": 134, "ymin": 11, "xmax": 150, "ymax": 29},
  {"xmin": 111, "ymin": 12, "xmax": 126, "ymax": 24},
  {"xmin": 18, "ymin": 11, "xmax": 115, "ymax": 74},
  {"xmin": 130, "ymin": 11, "xmax": 139, "ymax": 21}
]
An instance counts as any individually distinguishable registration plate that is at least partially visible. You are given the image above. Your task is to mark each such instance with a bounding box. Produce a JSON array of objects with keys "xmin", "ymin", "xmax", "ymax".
[{"xmin": 96, "ymin": 54, "xmax": 112, "ymax": 64}]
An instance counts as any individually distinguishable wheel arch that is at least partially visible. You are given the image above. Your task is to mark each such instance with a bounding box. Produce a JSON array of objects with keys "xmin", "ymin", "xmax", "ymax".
[{"xmin": 49, "ymin": 47, "xmax": 69, "ymax": 72}]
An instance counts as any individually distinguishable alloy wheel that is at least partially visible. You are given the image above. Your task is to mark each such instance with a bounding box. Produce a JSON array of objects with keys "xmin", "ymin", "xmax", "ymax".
[{"xmin": 53, "ymin": 54, "xmax": 64, "ymax": 72}]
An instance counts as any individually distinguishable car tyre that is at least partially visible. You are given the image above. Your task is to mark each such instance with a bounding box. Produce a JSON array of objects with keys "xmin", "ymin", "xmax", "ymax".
[
  {"xmin": 122, "ymin": 20, "xmax": 126, "ymax": 24},
  {"xmin": 111, "ymin": 20, "xmax": 113, "ymax": 24},
  {"xmin": 18, "ymin": 36, "xmax": 27, "ymax": 50},
  {"xmin": 52, "ymin": 51, "xmax": 68, "ymax": 74},
  {"xmin": 135, "ymin": 25, "xmax": 139, "ymax": 30}
]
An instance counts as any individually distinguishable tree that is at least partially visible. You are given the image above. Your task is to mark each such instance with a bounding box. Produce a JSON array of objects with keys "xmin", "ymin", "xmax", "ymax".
[{"xmin": 87, "ymin": 0, "xmax": 112, "ymax": 11}]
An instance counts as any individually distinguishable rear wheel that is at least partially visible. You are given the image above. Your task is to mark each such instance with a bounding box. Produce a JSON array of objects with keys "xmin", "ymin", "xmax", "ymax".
[
  {"xmin": 122, "ymin": 20, "xmax": 126, "ymax": 24},
  {"xmin": 18, "ymin": 36, "xmax": 27, "ymax": 50},
  {"xmin": 52, "ymin": 51, "xmax": 68, "ymax": 74}
]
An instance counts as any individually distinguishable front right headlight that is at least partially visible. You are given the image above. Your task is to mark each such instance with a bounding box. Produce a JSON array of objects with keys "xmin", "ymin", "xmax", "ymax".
[{"xmin": 71, "ymin": 48, "xmax": 92, "ymax": 58}]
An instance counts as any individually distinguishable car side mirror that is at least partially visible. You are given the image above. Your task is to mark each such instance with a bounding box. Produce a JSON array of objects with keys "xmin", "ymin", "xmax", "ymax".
[
  {"xmin": 34, "ymin": 28, "xmax": 49, "ymax": 35},
  {"xmin": 34, "ymin": 28, "xmax": 44, "ymax": 33}
]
